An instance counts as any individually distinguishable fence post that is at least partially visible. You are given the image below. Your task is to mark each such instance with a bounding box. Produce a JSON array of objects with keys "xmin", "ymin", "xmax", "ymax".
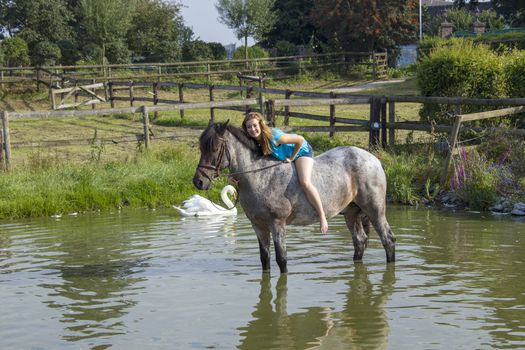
[
  {"xmin": 207, "ymin": 64, "xmax": 211, "ymax": 82},
  {"xmin": 91, "ymin": 79, "xmax": 96, "ymax": 110},
  {"xmin": 372, "ymin": 52, "xmax": 377, "ymax": 80},
  {"xmin": 129, "ymin": 81, "xmax": 134, "ymax": 107},
  {"xmin": 380, "ymin": 96, "xmax": 387, "ymax": 148},
  {"xmin": 178, "ymin": 83, "xmax": 185, "ymax": 119},
  {"xmin": 284, "ymin": 90, "xmax": 292, "ymax": 126},
  {"xmin": 388, "ymin": 101, "xmax": 396, "ymax": 147},
  {"xmin": 0, "ymin": 69, "xmax": 4, "ymax": 89},
  {"xmin": 368, "ymin": 96, "xmax": 380, "ymax": 148},
  {"xmin": 142, "ymin": 105, "xmax": 150, "ymax": 150},
  {"xmin": 36, "ymin": 68, "xmax": 41, "ymax": 92},
  {"xmin": 245, "ymin": 86, "xmax": 253, "ymax": 114},
  {"xmin": 2, "ymin": 111, "xmax": 11, "ymax": 171},
  {"xmin": 441, "ymin": 115, "xmax": 463, "ymax": 186},
  {"xmin": 267, "ymin": 99, "xmax": 276, "ymax": 126},
  {"xmin": 109, "ymin": 81, "xmax": 115, "ymax": 108},
  {"xmin": 329, "ymin": 92, "xmax": 336, "ymax": 137},
  {"xmin": 209, "ymin": 85, "xmax": 215, "ymax": 122},
  {"xmin": 153, "ymin": 82, "xmax": 159, "ymax": 120}
]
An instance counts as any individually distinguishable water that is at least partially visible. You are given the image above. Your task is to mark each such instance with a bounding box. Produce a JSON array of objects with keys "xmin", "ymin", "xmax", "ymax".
[{"xmin": 0, "ymin": 206, "xmax": 524, "ymax": 349}]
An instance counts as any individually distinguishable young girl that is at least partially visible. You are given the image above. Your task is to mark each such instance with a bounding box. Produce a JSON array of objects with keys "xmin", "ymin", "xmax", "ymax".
[{"xmin": 242, "ymin": 112, "xmax": 328, "ymax": 234}]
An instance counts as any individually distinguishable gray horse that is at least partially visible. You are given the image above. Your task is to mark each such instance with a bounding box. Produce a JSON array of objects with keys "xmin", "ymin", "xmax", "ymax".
[{"xmin": 193, "ymin": 121, "xmax": 396, "ymax": 273}]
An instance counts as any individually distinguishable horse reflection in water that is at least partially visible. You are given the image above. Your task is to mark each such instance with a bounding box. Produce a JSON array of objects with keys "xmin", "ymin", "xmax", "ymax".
[
  {"xmin": 237, "ymin": 265, "xmax": 396, "ymax": 349},
  {"xmin": 193, "ymin": 122, "xmax": 396, "ymax": 273}
]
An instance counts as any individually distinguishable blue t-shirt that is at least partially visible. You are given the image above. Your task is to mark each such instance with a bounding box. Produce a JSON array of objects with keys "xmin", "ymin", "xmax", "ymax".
[{"xmin": 270, "ymin": 128, "xmax": 311, "ymax": 161}]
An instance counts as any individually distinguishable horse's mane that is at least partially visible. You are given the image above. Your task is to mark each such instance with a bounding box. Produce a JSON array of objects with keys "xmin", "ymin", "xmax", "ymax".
[{"xmin": 199, "ymin": 122, "xmax": 261, "ymax": 155}]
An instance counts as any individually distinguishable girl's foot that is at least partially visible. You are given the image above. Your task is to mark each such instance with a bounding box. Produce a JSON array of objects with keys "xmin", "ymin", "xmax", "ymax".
[{"xmin": 320, "ymin": 218, "xmax": 328, "ymax": 234}]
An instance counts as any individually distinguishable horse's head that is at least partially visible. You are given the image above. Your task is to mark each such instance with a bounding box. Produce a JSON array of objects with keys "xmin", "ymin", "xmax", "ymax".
[{"xmin": 193, "ymin": 121, "xmax": 231, "ymax": 190}]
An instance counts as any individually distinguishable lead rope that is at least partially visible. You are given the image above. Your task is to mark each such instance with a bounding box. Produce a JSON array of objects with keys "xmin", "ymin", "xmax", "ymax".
[{"xmin": 204, "ymin": 162, "xmax": 284, "ymax": 211}]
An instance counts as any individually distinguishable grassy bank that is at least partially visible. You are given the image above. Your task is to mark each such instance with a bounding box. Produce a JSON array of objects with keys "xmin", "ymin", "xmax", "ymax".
[{"xmin": 0, "ymin": 144, "xmax": 232, "ymax": 219}]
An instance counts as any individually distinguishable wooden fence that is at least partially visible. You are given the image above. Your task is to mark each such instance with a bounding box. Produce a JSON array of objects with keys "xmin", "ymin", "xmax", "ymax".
[
  {"xmin": 2, "ymin": 79, "xmax": 525, "ymax": 184},
  {"xmin": 0, "ymin": 51, "xmax": 388, "ymax": 90}
]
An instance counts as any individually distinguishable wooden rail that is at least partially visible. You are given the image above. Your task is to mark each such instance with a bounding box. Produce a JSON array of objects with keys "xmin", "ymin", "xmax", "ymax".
[
  {"xmin": 2, "ymin": 78, "xmax": 524, "ymax": 190},
  {"xmin": 0, "ymin": 51, "xmax": 387, "ymax": 90}
]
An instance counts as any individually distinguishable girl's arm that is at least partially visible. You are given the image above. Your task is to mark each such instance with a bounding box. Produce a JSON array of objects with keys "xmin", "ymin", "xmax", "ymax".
[{"xmin": 275, "ymin": 133, "xmax": 305, "ymax": 162}]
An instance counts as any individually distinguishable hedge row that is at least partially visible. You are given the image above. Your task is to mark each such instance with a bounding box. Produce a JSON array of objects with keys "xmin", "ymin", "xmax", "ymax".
[{"xmin": 416, "ymin": 39, "xmax": 525, "ymax": 126}]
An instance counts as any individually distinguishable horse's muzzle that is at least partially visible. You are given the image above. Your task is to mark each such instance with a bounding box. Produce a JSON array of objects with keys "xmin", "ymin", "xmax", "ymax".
[{"xmin": 193, "ymin": 174, "xmax": 211, "ymax": 190}]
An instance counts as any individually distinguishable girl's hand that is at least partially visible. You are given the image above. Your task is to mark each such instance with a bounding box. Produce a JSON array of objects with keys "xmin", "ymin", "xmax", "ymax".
[{"xmin": 283, "ymin": 157, "xmax": 292, "ymax": 163}]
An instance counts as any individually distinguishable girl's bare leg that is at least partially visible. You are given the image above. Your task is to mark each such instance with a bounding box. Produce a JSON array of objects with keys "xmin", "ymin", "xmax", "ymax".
[{"xmin": 295, "ymin": 157, "xmax": 328, "ymax": 234}]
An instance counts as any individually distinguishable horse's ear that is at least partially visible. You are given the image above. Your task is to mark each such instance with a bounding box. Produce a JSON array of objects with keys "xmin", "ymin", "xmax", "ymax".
[{"xmin": 215, "ymin": 120, "xmax": 230, "ymax": 135}]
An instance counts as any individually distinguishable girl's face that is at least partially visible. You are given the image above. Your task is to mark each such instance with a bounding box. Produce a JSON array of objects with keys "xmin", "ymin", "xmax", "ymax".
[{"xmin": 245, "ymin": 118, "xmax": 262, "ymax": 139}]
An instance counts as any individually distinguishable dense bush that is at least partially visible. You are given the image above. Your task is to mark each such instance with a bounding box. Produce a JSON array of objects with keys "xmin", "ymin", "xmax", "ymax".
[
  {"xmin": 416, "ymin": 39, "xmax": 506, "ymax": 126},
  {"xmin": 31, "ymin": 41, "xmax": 62, "ymax": 66},
  {"xmin": 208, "ymin": 42, "xmax": 227, "ymax": 60},
  {"xmin": 503, "ymin": 50, "xmax": 525, "ymax": 97},
  {"xmin": 182, "ymin": 40, "xmax": 213, "ymax": 61},
  {"xmin": 274, "ymin": 40, "xmax": 296, "ymax": 57},
  {"xmin": 0, "ymin": 36, "xmax": 30, "ymax": 67},
  {"xmin": 233, "ymin": 46, "xmax": 269, "ymax": 60},
  {"xmin": 106, "ymin": 41, "xmax": 132, "ymax": 64}
]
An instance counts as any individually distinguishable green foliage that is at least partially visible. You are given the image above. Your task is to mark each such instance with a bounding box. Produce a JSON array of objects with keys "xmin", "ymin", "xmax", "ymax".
[
  {"xmin": 0, "ymin": 36, "xmax": 30, "ymax": 66},
  {"xmin": 503, "ymin": 50, "xmax": 525, "ymax": 97},
  {"xmin": 208, "ymin": 42, "xmax": 227, "ymax": 60},
  {"xmin": 31, "ymin": 41, "xmax": 62, "ymax": 66},
  {"xmin": 0, "ymin": 145, "xmax": 202, "ymax": 219},
  {"xmin": 381, "ymin": 152, "xmax": 423, "ymax": 205},
  {"xmin": 452, "ymin": 148, "xmax": 498, "ymax": 210},
  {"xmin": 302, "ymin": 133, "xmax": 347, "ymax": 152},
  {"xmin": 274, "ymin": 40, "xmax": 296, "ymax": 57},
  {"xmin": 262, "ymin": 0, "xmax": 316, "ymax": 48},
  {"xmin": 105, "ymin": 40, "xmax": 132, "ymax": 64},
  {"xmin": 492, "ymin": 0, "xmax": 525, "ymax": 26},
  {"xmin": 416, "ymin": 39, "xmax": 506, "ymax": 126},
  {"xmin": 182, "ymin": 40, "xmax": 214, "ymax": 61},
  {"xmin": 79, "ymin": 0, "xmax": 135, "ymax": 64},
  {"xmin": 232, "ymin": 45, "xmax": 269, "ymax": 60},
  {"xmin": 127, "ymin": 0, "xmax": 186, "ymax": 62},
  {"xmin": 216, "ymin": 0, "xmax": 277, "ymax": 60},
  {"xmin": 310, "ymin": 0, "xmax": 417, "ymax": 53}
]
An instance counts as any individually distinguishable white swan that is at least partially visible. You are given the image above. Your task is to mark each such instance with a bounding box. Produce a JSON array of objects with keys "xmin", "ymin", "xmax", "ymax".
[{"xmin": 173, "ymin": 185, "xmax": 237, "ymax": 217}]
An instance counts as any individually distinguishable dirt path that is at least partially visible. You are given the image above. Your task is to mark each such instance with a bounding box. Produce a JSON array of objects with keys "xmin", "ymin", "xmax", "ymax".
[{"xmin": 329, "ymin": 78, "xmax": 407, "ymax": 93}]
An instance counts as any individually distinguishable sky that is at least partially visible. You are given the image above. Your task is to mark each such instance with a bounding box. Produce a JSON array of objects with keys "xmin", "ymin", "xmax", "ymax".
[{"xmin": 178, "ymin": 0, "xmax": 254, "ymax": 46}]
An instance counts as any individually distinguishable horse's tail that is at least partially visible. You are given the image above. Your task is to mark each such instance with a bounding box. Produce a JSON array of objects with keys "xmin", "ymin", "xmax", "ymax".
[{"xmin": 361, "ymin": 212, "xmax": 371, "ymax": 239}]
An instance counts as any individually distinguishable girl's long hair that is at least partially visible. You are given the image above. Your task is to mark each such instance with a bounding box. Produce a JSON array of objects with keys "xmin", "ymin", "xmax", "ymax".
[{"xmin": 242, "ymin": 112, "xmax": 273, "ymax": 156}]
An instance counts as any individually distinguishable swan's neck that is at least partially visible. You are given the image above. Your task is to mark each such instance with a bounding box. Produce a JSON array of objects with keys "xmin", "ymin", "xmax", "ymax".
[{"xmin": 220, "ymin": 187, "xmax": 236, "ymax": 209}]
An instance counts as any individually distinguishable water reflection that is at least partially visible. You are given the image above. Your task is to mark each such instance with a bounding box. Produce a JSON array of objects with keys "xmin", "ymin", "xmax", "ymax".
[
  {"xmin": 41, "ymin": 215, "xmax": 152, "ymax": 344},
  {"xmin": 238, "ymin": 264, "xmax": 396, "ymax": 349},
  {"xmin": 238, "ymin": 274, "xmax": 329, "ymax": 349}
]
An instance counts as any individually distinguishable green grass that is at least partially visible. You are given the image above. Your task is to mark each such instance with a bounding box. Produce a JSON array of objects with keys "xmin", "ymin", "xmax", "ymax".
[{"xmin": 0, "ymin": 145, "xmax": 229, "ymax": 219}]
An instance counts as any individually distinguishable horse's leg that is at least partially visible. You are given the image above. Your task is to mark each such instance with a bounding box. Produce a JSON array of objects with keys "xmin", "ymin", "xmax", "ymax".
[
  {"xmin": 343, "ymin": 205, "xmax": 368, "ymax": 261},
  {"xmin": 252, "ymin": 224, "xmax": 271, "ymax": 271},
  {"xmin": 356, "ymin": 196, "xmax": 396, "ymax": 263},
  {"xmin": 269, "ymin": 220, "xmax": 288, "ymax": 274}
]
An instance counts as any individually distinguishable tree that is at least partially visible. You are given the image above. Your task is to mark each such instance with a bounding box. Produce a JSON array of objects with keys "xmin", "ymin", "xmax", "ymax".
[
  {"xmin": 0, "ymin": 0, "xmax": 74, "ymax": 65},
  {"xmin": 79, "ymin": 0, "xmax": 135, "ymax": 64},
  {"xmin": 127, "ymin": 0, "xmax": 189, "ymax": 62},
  {"xmin": 492, "ymin": 0, "xmax": 525, "ymax": 26},
  {"xmin": 182, "ymin": 40, "xmax": 214, "ymax": 61},
  {"xmin": 215, "ymin": 0, "xmax": 277, "ymax": 61},
  {"xmin": 0, "ymin": 36, "xmax": 30, "ymax": 67},
  {"xmin": 262, "ymin": 0, "xmax": 316, "ymax": 48},
  {"xmin": 309, "ymin": 0, "xmax": 418, "ymax": 53},
  {"xmin": 208, "ymin": 42, "xmax": 227, "ymax": 60}
]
